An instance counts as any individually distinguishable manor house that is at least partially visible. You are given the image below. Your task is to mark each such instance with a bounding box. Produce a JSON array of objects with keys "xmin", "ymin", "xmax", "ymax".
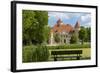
[{"xmin": 49, "ymin": 19, "xmax": 80, "ymax": 45}]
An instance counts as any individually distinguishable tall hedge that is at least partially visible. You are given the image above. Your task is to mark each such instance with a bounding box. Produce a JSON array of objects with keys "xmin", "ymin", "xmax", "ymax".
[{"xmin": 23, "ymin": 45, "xmax": 49, "ymax": 62}]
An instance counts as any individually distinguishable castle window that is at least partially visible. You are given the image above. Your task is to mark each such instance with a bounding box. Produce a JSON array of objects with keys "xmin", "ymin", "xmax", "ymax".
[{"xmin": 55, "ymin": 30, "xmax": 57, "ymax": 33}]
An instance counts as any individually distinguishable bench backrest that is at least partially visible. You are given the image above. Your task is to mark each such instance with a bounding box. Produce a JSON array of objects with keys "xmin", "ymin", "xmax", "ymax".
[{"xmin": 51, "ymin": 50, "xmax": 82, "ymax": 55}]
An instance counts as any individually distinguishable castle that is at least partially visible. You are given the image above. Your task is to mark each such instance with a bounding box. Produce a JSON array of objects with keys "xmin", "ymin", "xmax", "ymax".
[{"xmin": 49, "ymin": 19, "xmax": 80, "ymax": 45}]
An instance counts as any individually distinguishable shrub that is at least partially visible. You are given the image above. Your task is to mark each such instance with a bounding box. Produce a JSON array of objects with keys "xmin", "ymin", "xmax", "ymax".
[
  {"xmin": 46, "ymin": 43, "xmax": 90, "ymax": 49},
  {"xmin": 22, "ymin": 45, "xmax": 37, "ymax": 62},
  {"xmin": 23, "ymin": 45, "xmax": 49, "ymax": 62},
  {"xmin": 35, "ymin": 46, "xmax": 49, "ymax": 62},
  {"xmin": 70, "ymin": 33, "xmax": 78, "ymax": 44}
]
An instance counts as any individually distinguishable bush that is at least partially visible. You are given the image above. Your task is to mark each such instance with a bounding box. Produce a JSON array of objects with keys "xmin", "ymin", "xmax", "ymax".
[
  {"xmin": 23, "ymin": 45, "xmax": 49, "ymax": 63},
  {"xmin": 46, "ymin": 43, "xmax": 90, "ymax": 49},
  {"xmin": 22, "ymin": 45, "xmax": 36, "ymax": 62},
  {"xmin": 35, "ymin": 45, "xmax": 49, "ymax": 62},
  {"xmin": 54, "ymin": 34, "xmax": 60, "ymax": 43},
  {"xmin": 70, "ymin": 33, "xmax": 78, "ymax": 44}
]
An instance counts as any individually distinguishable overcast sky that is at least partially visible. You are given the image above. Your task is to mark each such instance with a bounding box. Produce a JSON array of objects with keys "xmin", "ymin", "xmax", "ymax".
[{"xmin": 48, "ymin": 11, "xmax": 91, "ymax": 27}]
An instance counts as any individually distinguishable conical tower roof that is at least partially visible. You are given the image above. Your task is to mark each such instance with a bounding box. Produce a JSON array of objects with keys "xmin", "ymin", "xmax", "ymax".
[
  {"xmin": 75, "ymin": 21, "xmax": 80, "ymax": 28},
  {"xmin": 57, "ymin": 19, "xmax": 62, "ymax": 24}
]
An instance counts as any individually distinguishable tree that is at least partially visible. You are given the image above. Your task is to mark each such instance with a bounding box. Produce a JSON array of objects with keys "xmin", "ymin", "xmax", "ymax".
[
  {"xmin": 85, "ymin": 27, "xmax": 91, "ymax": 42},
  {"xmin": 43, "ymin": 25, "xmax": 51, "ymax": 44},
  {"xmin": 70, "ymin": 33, "xmax": 78, "ymax": 44},
  {"xmin": 87, "ymin": 27, "xmax": 91, "ymax": 42},
  {"xmin": 22, "ymin": 10, "xmax": 37, "ymax": 45},
  {"xmin": 34, "ymin": 11, "xmax": 48, "ymax": 44},
  {"xmin": 22, "ymin": 10, "xmax": 49, "ymax": 45},
  {"xmin": 79, "ymin": 27, "xmax": 87, "ymax": 44},
  {"xmin": 54, "ymin": 33, "xmax": 60, "ymax": 43}
]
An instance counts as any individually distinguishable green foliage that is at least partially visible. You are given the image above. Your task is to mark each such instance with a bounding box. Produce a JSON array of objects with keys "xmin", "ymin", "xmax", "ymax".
[
  {"xmin": 54, "ymin": 33, "xmax": 60, "ymax": 43},
  {"xmin": 22, "ymin": 10, "xmax": 49, "ymax": 45},
  {"xmin": 79, "ymin": 27, "xmax": 87, "ymax": 44},
  {"xmin": 22, "ymin": 45, "xmax": 37, "ymax": 62},
  {"xmin": 22, "ymin": 44, "xmax": 90, "ymax": 62},
  {"xmin": 34, "ymin": 11, "xmax": 48, "ymax": 44},
  {"xmin": 35, "ymin": 46, "xmax": 49, "ymax": 61},
  {"xmin": 87, "ymin": 27, "xmax": 91, "ymax": 42},
  {"xmin": 70, "ymin": 33, "xmax": 78, "ymax": 44},
  {"xmin": 43, "ymin": 25, "xmax": 51, "ymax": 44},
  {"xmin": 84, "ymin": 27, "xmax": 91, "ymax": 42},
  {"xmin": 46, "ymin": 43, "xmax": 90, "ymax": 49},
  {"xmin": 23, "ymin": 45, "xmax": 49, "ymax": 62},
  {"xmin": 23, "ymin": 10, "xmax": 37, "ymax": 45},
  {"xmin": 79, "ymin": 27, "xmax": 91, "ymax": 44}
]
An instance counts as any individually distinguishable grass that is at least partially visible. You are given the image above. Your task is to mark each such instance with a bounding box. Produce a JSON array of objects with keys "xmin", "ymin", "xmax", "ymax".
[
  {"xmin": 23, "ymin": 45, "xmax": 49, "ymax": 63},
  {"xmin": 49, "ymin": 48, "xmax": 91, "ymax": 61},
  {"xmin": 46, "ymin": 43, "xmax": 90, "ymax": 49},
  {"xmin": 22, "ymin": 43, "xmax": 91, "ymax": 62}
]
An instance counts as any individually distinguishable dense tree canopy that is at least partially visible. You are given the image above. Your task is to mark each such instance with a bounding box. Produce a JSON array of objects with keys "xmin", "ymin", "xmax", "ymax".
[
  {"xmin": 79, "ymin": 27, "xmax": 88, "ymax": 44},
  {"xmin": 22, "ymin": 10, "xmax": 49, "ymax": 45},
  {"xmin": 70, "ymin": 33, "xmax": 78, "ymax": 44},
  {"xmin": 54, "ymin": 33, "xmax": 60, "ymax": 43},
  {"xmin": 85, "ymin": 27, "xmax": 91, "ymax": 42}
]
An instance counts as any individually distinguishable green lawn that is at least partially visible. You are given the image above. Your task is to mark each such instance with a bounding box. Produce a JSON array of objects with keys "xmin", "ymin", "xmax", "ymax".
[
  {"xmin": 49, "ymin": 48, "xmax": 91, "ymax": 61},
  {"xmin": 23, "ymin": 43, "xmax": 91, "ymax": 62}
]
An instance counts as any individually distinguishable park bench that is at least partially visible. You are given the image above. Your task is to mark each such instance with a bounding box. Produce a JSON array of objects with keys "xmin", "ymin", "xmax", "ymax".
[{"xmin": 51, "ymin": 50, "xmax": 82, "ymax": 61}]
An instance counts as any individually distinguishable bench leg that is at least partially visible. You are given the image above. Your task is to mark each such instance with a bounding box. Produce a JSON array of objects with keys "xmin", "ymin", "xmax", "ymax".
[
  {"xmin": 54, "ymin": 57, "xmax": 57, "ymax": 61},
  {"xmin": 77, "ymin": 56, "xmax": 80, "ymax": 60},
  {"xmin": 54, "ymin": 55, "xmax": 57, "ymax": 61}
]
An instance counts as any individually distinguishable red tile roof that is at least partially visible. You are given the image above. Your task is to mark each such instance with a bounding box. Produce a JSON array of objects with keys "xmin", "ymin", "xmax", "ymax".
[
  {"xmin": 51, "ymin": 19, "xmax": 80, "ymax": 34},
  {"xmin": 51, "ymin": 23, "xmax": 74, "ymax": 33}
]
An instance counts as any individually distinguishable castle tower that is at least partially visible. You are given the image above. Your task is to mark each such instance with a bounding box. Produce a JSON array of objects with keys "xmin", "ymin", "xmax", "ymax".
[
  {"xmin": 57, "ymin": 19, "xmax": 63, "ymax": 26},
  {"xmin": 75, "ymin": 21, "xmax": 80, "ymax": 31},
  {"xmin": 74, "ymin": 20, "xmax": 80, "ymax": 43}
]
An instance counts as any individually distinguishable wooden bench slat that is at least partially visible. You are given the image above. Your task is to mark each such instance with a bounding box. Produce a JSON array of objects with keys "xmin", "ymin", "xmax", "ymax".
[
  {"xmin": 51, "ymin": 56, "xmax": 82, "ymax": 58},
  {"xmin": 51, "ymin": 50, "xmax": 82, "ymax": 55},
  {"xmin": 51, "ymin": 50, "xmax": 82, "ymax": 61}
]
